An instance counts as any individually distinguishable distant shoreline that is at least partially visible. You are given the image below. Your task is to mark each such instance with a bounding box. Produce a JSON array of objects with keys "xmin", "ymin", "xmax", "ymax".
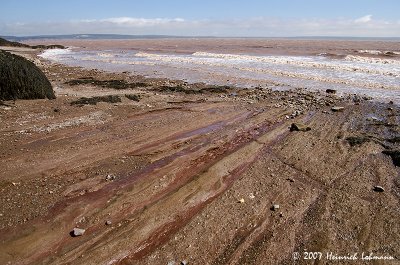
[{"xmin": 3, "ymin": 34, "xmax": 400, "ymax": 42}]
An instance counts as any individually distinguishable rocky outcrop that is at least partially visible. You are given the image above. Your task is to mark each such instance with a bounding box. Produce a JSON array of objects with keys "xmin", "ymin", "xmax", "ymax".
[
  {"xmin": 0, "ymin": 37, "xmax": 65, "ymax": 50},
  {"xmin": 0, "ymin": 50, "xmax": 55, "ymax": 100},
  {"xmin": 0, "ymin": 37, "xmax": 30, "ymax": 48}
]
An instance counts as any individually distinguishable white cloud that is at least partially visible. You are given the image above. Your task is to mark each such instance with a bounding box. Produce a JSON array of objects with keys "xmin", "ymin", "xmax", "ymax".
[
  {"xmin": 98, "ymin": 17, "xmax": 185, "ymax": 26},
  {"xmin": 355, "ymin": 15, "xmax": 372, "ymax": 23},
  {"xmin": 2, "ymin": 16, "xmax": 400, "ymax": 37}
]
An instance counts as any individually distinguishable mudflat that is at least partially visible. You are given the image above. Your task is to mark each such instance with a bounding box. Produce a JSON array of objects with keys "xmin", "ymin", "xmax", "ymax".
[{"xmin": 0, "ymin": 46, "xmax": 399, "ymax": 264}]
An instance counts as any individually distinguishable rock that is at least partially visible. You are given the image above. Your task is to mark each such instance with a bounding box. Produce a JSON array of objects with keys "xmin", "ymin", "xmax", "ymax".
[
  {"xmin": 271, "ymin": 204, "xmax": 280, "ymax": 211},
  {"xmin": 331, "ymin": 106, "xmax": 344, "ymax": 112},
  {"xmin": 0, "ymin": 37, "xmax": 31, "ymax": 48},
  {"xmin": 373, "ymin": 186, "xmax": 385, "ymax": 192},
  {"xmin": 181, "ymin": 261, "xmax": 188, "ymax": 265},
  {"xmin": 326, "ymin": 89, "xmax": 337, "ymax": 94},
  {"xmin": 290, "ymin": 123, "xmax": 311, "ymax": 132},
  {"xmin": 238, "ymin": 198, "xmax": 245, "ymax": 204},
  {"xmin": 0, "ymin": 50, "xmax": 55, "ymax": 100},
  {"xmin": 71, "ymin": 228, "xmax": 85, "ymax": 237},
  {"xmin": 105, "ymin": 174, "xmax": 116, "ymax": 181},
  {"xmin": 105, "ymin": 220, "xmax": 112, "ymax": 225},
  {"xmin": 382, "ymin": 150, "xmax": 400, "ymax": 167}
]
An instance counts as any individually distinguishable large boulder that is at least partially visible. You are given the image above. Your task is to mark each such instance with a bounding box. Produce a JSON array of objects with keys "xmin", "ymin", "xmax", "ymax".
[{"xmin": 0, "ymin": 49, "xmax": 55, "ymax": 100}]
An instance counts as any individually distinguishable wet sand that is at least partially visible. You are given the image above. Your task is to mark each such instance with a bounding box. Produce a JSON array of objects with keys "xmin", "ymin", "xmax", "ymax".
[{"xmin": 0, "ymin": 46, "xmax": 399, "ymax": 264}]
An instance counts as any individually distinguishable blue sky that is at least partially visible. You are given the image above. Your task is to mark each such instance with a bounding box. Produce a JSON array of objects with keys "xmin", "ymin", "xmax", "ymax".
[{"xmin": 1, "ymin": 0, "xmax": 399, "ymax": 37}]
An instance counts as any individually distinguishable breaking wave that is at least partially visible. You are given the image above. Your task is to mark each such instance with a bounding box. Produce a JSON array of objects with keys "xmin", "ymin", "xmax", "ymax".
[{"xmin": 40, "ymin": 48, "xmax": 400, "ymax": 102}]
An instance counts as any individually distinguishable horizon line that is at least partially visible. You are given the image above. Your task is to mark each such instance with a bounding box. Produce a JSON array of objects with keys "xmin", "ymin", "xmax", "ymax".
[{"xmin": 2, "ymin": 34, "xmax": 400, "ymax": 40}]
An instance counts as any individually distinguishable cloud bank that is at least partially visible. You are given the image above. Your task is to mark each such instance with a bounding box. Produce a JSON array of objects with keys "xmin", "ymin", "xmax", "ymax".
[{"xmin": 1, "ymin": 15, "xmax": 399, "ymax": 37}]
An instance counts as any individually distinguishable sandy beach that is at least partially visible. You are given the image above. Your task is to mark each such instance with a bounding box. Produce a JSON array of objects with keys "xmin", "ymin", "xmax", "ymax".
[{"xmin": 0, "ymin": 41, "xmax": 399, "ymax": 264}]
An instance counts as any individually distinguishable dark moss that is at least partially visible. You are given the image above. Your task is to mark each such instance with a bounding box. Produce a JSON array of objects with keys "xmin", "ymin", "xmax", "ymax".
[
  {"xmin": 31, "ymin": 44, "xmax": 66, "ymax": 49},
  {"xmin": 370, "ymin": 121, "xmax": 398, "ymax": 127},
  {"xmin": 387, "ymin": 137, "xmax": 400, "ymax": 143},
  {"xmin": 65, "ymin": 77, "xmax": 149, "ymax": 89},
  {"xmin": 125, "ymin": 94, "xmax": 141, "ymax": 101},
  {"xmin": 0, "ymin": 50, "xmax": 55, "ymax": 100},
  {"xmin": 345, "ymin": 136, "xmax": 371, "ymax": 147},
  {"xmin": 156, "ymin": 84, "xmax": 231, "ymax": 94},
  {"xmin": 201, "ymin": 85, "xmax": 231, "ymax": 93},
  {"xmin": 156, "ymin": 85, "xmax": 201, "ymax": 94},
  {"xmin": 70, "ymin": 95, "xmax": 121, "ymax": 105}
]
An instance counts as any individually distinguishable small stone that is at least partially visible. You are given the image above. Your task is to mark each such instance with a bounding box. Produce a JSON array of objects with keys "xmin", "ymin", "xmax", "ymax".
[
  {"xmin": 326, "ymin": 89, "xmax": 337, "ymax": 94},
  {"xmin": 181, "ymin": 261, "xmax": 188, "ymax": 265},
  {"xmin": 290, "ymin": 123, "xmax": 311, "ymax": 132},
  {"xmin": 238, "ymin": 198, "xmax": 245, "ymax": 204},
  {"xmin": 105, "ymin": 174, "xmax": 116, "ymax": 181},
  {"xmin": 271, "ymin": 204, "xmax": 280, "ymax": 211},
  {"xmin": 331, "ymin": 106, "xmax": 344, "ymax": 112},
  {"xmin": 373, "ymin": 186, "xmax": 385, "ymax": 192},
  {"xmin": 287, "ymin": 178, "xmax": 295, "ymax": 183},
  {"xmin": 105, "ymin": 220, "xmax": 112, "ymax": 225},
  {"xmin": 71, "ymin": 227, "xmax": 85, "ymax": 237}
]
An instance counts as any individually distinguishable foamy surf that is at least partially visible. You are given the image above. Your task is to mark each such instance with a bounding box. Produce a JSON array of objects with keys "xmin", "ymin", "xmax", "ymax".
[{"xmin": 40, "ymin": 48, "xmax": 400, "ymax": 103}]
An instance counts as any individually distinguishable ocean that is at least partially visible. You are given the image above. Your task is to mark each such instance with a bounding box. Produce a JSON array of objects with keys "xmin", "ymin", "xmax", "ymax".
[{"xmin": 37, "ymin": 38, "xmax": 400, "ymax": 102}]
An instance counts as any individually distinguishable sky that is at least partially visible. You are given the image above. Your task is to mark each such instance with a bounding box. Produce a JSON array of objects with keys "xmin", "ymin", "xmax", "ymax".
[{"xmin": 1, "ymin": 0, "xmax": 399, "ymax": 37}]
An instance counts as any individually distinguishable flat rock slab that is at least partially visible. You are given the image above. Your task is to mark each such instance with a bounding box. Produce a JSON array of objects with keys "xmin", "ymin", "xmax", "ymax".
[{"xmin": 290, "ymin": 123, "xmax": 311, "ymax": 132}]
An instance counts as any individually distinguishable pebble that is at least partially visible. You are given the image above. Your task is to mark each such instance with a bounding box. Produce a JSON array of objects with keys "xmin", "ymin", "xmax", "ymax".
[
  {"xmin": 105, "ymin": 174, "xmax": 116, "ymax": 181},
  {"xmin": 71, "ymin": 227, "xmax": 86, "ymax": 237},
  {"xmin": 105, "ymin": 220, "xmax": 112, "ymax": 225},
  {"xmin": 271, "ymin": 204, "xmax": 280, "ymax": 211},
  {"xmin": 331, "ymin": 106, "xmax": 344, "ymax": 112},
  {"xmin": 373, "ymin": 186, "xmax": 385, "ymax": 192},
  {"xmin": 238, "ymin": 198, "xmax": 245, "ymax": 204},
  {"xmin": 181, "ymin": 261, "xmax": 188, "ymax": 265},
  {"xmin": 326, "ymin": 89, "xmax": 337, "ymax": 94}
]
